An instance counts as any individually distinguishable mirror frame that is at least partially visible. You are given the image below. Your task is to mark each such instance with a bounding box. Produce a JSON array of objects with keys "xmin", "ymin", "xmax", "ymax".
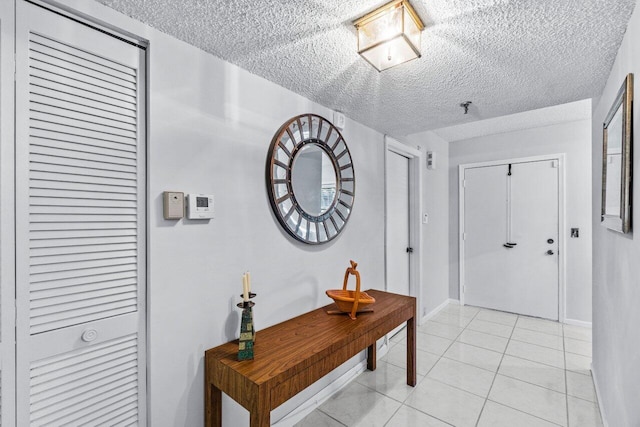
[
  {"xmin": 266, "ymin": 114, "xmax": 356, "ymax": 244},
  {"xmin": 601, "ymin": 73, "xmax": 633, "ymax": 234}
]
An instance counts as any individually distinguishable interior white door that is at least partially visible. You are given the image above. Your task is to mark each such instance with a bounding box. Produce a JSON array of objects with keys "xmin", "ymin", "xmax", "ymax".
[
  {"xmin": 509, "ymin": 161, "xmax": 559, "ymax": 319},
  {"xmin": 463, "ymin": 160, "xmax": 559, "ymax": 320},
  {"xmin": 386, "ymin": 151, "xmax": 411, "ymax": 297},
  {"xmin": 463, "ymin": 165, "xmax": 511, "ymax": 311},
  {"xmin": 15, "ymin": 2, "xmax": 146, "ymax": 424}
]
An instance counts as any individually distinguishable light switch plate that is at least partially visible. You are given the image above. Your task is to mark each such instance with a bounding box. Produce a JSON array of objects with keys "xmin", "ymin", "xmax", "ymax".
[
  {"xmin": 426, "ymin": 151, "xmax": 436, "ymax": 169},
  {"xmin": 333, "ymin": 111, "xmax": 346, "ymax": 130}
]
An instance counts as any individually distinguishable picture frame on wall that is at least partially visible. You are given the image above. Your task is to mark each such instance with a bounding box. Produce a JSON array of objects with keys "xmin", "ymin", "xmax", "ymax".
[{"xmin": 602, "ymin": 73, "xmax": 633, "ymax": 233}]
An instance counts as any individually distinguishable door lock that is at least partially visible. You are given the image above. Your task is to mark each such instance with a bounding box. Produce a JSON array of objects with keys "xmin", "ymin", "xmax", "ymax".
[
  {"xmin": 547, "ymin": 239, "xmax": 554, "ymax": 244},
  {"xmin": 546, "ymin": 250, "xmax": 554, "ymax": 255}
]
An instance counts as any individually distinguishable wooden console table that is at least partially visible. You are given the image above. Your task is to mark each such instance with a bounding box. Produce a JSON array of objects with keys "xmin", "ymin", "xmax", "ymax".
[{"xmin": 204, "ymin": 289, "xmax": 416, "ymax": 427}]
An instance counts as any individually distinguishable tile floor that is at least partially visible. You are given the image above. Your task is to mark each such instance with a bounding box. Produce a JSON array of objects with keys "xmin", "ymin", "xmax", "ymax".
[{"xmin": 294, "ymin": 304, "xmax": 602, "ymax": 427}]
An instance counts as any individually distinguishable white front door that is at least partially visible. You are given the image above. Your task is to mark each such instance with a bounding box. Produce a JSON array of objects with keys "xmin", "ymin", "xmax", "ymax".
[
  {"xmin": 14, "ymin": 2, "xmax": 146, "ymax": 424},
  {"xmin": 463, "ymin": 160, "xmax": 559, "ymax": 320},
  {"xmin": 386, "ymin": 151, "xmax": 411, "ymax": 297}
]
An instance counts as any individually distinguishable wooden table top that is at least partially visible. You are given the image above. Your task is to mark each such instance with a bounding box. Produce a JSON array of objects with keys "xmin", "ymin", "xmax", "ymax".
[{"xmin": 205, "ymin": 289, "xmax": 416, "ymax": 387}]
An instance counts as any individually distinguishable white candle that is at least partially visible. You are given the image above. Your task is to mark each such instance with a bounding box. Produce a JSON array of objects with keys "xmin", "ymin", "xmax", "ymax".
[
  {"xmin": 242, "ymin": 273, "xmax": 249, "ymax": 302},
  {"xmin": 246, "ymin": 271, "xmax": 251, "ymax": 293}
]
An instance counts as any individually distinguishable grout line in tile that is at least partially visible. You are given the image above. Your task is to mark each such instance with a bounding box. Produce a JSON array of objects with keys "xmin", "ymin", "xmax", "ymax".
[
  {"xmin": 470, "ymin": 317, "xmax": 518, "ymax": 328},
  {"xmin": 566, "ymin": 392, "xmax": 598, "ymax": 404},
  {"xmin": 463, "ymin": 321, "xmax": 516, "ymax": 337},
  {"xmin": 514, "ymin": 324, "xmax": 563, "ymax": 338},
  {"xmin": 354, "ymin": 382, "xmax": 404, "ymax": 405},
  {"xmin": 316, "ymin": 408, "xmax": 348, "ymax": 426},
  {"xmin": 484, "ymin": 377, "xmax": 572, "ymax": 424},
  {"xmin": 502, "ymin": 351, "xmax": 565, "ymax": 370},
  {"xmin": 564, "ymin": 349, "xmax": 593, "ymax": 358},
  {"xmin": 509, "ymin": 335, "xmax": 563, "ymax": 351},
  {"xmin": 424, "ymin": 376, "xmax": 491, "ymax": 400},
  {"xmin": 565, "ymin": 367, "xmax": 592, "ymax": 377},
  {"xmin": 395, "ymin": 403, "xmax": 457, "ymax": 427},
  {"xmin": 561, "ymin": 332, "xmax": 592, "ymax": 343},
  {"xmin": 382, "ymin": 405, "xmax": 402, "ymax": 427},
  {"xmin": 440, "ymin": 354, "xmax": 498, "ymax": 374},
  {"xmin": 382, "ymin": 313, "xmax": 470, "ymax": 427},
  {"xmin": 451, "ymin": 338, "xmax": 506, "ymax": 355},
  {"xmin": 474, "ymin": 313, "xmax": 517, "ymax": 427},
  {"xmin": 484, "ymin": 399, "xmax": 566, "ymax": 427}
]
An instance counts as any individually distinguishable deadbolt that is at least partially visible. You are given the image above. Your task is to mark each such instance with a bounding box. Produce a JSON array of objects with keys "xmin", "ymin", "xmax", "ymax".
[
  {"xmin": 546, "ymin": 250, "xmax": 554, "ymax": 255},
  {"xmin": 547, "ymin": 238, "xmax": 554, "ymax": 244}
]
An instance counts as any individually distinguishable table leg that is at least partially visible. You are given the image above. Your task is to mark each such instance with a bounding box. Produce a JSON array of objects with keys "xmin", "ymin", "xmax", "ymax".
[
  {"xmin": 205, "ymin": 383, "xmax": 222, "ymax": 427},
  {"xmin": 406, "ymin": 316, "xmax": 417, "ymax": 386},
  {"xmin": 367, "ymin": 343, "xmax": 377, "ymax": 371},
  {"xmin": 249, "ymin": 389, "xmax": 271, "ymax": 427}
]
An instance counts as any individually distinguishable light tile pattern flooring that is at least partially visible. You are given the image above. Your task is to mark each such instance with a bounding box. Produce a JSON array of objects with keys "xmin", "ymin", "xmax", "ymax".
[{"xmin": 295, "ymin": 304, "xmax": 602, "ymax": 427}]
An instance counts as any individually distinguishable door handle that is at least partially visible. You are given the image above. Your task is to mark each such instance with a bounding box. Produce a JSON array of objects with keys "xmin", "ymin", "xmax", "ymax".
[
  {"xmin": 81, "ymin": 329, "xmax": 98, "ymax": 342},
  {"xmin": 503, "ymin": 242, "xmax": 517, "ymax": 248},
  {"xmin": 406, "ymin": 247, "xmax": 414, "ymax": 253},
  {"xmin": 546, "ymin": 250, "xmax": 554, "ymax": 255}
]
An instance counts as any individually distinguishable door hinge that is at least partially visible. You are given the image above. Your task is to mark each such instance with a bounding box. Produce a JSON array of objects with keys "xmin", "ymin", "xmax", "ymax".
[
  {"xmin": 463, "ymin": 232, "xmax": 466, "ymax": 240},
  {"xmin": 462, "ymin": 179, "xmax": 466, "ymax": 188}
]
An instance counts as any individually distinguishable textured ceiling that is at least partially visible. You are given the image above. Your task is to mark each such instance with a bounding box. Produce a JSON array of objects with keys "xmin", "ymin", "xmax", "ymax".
[
  {"xmin": 434, "ymin": 99, "xmax": 591, "ymax": 142},
  {"xmin": 96, "ymin": 0, "xmax": 636, "ymax": 137}
]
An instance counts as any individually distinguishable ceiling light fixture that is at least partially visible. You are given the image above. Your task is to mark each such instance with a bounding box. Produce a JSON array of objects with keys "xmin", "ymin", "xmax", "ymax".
[{"xmin": 353, "ymin": 0, "xmax": 425, "ymax": 72}]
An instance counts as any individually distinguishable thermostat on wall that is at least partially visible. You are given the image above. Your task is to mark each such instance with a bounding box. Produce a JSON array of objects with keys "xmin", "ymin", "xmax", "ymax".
[{"xmin": 187, "ymin": 194, "xmax": 215, "ymax": 219}]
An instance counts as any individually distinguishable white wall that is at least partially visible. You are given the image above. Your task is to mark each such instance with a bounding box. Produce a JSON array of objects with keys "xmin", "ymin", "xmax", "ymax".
[
  {"xmin": 23, "ymin": 1, "xmax": 387, "ymax": 426},
  {"xmin": 448, "ymin": 116, "xmax": 593, "ymax": 323},
  {"xmin": 403, "ymin": 132, "xmax": 450, "ymax": 317},
  {"xmin": 591, "ymin": 0, "xmax": 640, "ymax": 425}
]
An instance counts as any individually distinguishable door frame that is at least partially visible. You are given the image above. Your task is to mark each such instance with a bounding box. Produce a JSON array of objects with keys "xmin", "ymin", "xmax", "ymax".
[
  {"xmin": 384, "ymin": 136, "xmax": 423, "ymax": 318},
  {"xmin": 459, "ymin": 153, "xmax": 567, "ymax": 322},
  {"xmin": 0, "ymin": 1, "xmax": 17, "ymax": 424}
]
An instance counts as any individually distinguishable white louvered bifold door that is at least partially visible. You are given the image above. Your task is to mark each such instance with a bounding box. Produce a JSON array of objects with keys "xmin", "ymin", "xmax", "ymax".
[{"xmin": 15, "ymin": 2, "xmax": 146, "ymax": 425}]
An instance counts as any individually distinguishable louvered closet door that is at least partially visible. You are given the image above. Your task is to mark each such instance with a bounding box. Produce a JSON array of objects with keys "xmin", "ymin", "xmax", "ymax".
[{"xmin": 15, "ymin": 2, "xmax": 146, "ymax": 425}]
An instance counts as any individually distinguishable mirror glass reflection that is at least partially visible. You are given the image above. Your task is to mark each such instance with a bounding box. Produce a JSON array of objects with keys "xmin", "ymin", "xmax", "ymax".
[
  {"xmin": 291, "ymin": 144, "xmax": 337, "ymax": 217},
  {"xmin": 604, "ymin": 105, "xmax": 622, "ymax": 216}
]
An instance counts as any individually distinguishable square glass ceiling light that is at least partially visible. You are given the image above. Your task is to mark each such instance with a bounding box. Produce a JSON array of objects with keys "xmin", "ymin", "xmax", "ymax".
[{"xmin": 354, "ymin": 0, "xmax": 424, "ymax": 72}]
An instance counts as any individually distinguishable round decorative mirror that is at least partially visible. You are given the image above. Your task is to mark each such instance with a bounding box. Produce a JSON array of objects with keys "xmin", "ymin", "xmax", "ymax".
[{"xmin": 266, "ymin": 114, "xmax": 355, "ymax": 244}]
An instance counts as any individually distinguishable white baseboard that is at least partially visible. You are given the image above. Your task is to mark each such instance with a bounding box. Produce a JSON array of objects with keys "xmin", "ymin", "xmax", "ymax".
[
  {"xmin": 272, "ymin": 342, "xmax": 390, "ymax": 427},
  {"xmin": 564, "ymin": 318, "xmax": 592, "ymax": 328},
  {"xmin": 591, "ymin": 363, "xmax": 609, "ymax": 427},
  {"xmin": 420, "ymin": 298, "xmax": 455, "ymax": 324}
]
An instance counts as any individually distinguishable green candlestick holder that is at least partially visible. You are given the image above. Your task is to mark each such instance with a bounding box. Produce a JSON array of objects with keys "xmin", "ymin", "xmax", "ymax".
[{"xmin": 237, "ymin": 294, "xmax": 256, "ymax": 361}]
